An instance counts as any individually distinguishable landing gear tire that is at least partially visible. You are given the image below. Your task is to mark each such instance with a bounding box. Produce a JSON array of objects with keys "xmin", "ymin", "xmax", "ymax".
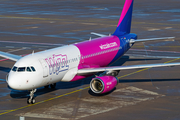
[
  {"xmin": 27, "ymin": 97, "xmax": 35, "ymax": 104},
  {"xmin": 27, "ymin": 89, "xmax": 37, "ymax": 104},
  {"xmin": 50, "ymin": 83, "xmax": 56, "ymax": 89},
  {"xmin": 44, "ymin": 85, "xmax": 49, "ymax": 89}
]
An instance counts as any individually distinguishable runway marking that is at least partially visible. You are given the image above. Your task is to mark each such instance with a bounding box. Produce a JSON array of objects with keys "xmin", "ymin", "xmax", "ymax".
[
  {"xmin": 18, "ymin": 86, "xmax": 163, "ymax": 120},
  {"xmin": 0, "ymin": 58, "xmax": 180, "ymax": 116},
  {"xmin": 5, "ymin": 46, "xmax": 14, "ymax": 48},
  {"xmin": 8, "ymin": 47, "xmax": 29, "ymax": 53},
  {"xmin": 165, "ymin": 27, "xmax": 172, "ymax": 29},
  {"xmin": 147, "ymin": 28, "xmax": 161, "ymax": 31}
]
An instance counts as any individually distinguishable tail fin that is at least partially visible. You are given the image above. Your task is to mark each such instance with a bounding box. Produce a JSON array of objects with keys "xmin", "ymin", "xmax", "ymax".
[{"xmin": 113, "ymin": 0, "xmax": 134, "ymax": 36}]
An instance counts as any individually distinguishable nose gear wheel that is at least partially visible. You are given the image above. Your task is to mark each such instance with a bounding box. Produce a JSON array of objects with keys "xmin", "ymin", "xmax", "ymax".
[{"xmin": 27, "ymin": 89, "xmax": 36, "ymax": 104}]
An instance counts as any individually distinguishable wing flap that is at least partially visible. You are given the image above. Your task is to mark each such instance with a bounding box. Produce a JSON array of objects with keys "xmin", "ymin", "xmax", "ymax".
[
  {"xmin": 77, "ymin": 62, "xmax": 180, "ymax": 75},
  {"xmin": 0, "ymin": 51, "xmax": 22, "ymax": 61}
]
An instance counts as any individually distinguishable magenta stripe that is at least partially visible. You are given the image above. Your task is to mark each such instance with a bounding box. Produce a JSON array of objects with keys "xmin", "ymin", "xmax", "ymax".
[
  {"xmin": 72, "ymin": 36, "xmax": 121, "ymax": 81},
  {"xmin": 117, "ymin": 0, "xmax": 133, "ymax": 27},
  {"xmin": 74, "ymin": 36, "xmax": 120, "ymax": 68},
  {"xmin": 0, "ymin": 58, "xmax": 9, "ymax": 62}
]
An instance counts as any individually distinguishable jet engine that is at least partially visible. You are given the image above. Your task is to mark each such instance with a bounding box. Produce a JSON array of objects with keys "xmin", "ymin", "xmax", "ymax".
[{"xmin": 90, "ymin": 76, "xmax": 118, "ymax": 94}]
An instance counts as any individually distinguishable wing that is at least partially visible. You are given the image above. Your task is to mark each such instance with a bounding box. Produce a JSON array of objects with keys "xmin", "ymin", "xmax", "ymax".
[
  {"xmin": 0, "ymin": 51, "xmax": 22, "ymax": 61},
  {"xmin": 91, "ymin": 32, "xmax": 107, "ymax": 37},
  {"xmin": 77, "ymin": 62, "xmax": 180, "ymax": 75}
]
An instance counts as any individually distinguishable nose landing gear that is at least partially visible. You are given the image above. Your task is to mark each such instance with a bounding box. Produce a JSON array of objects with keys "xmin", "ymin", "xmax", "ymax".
[{"xmin": 27, "ymin": 89, "xmax": 37, "ymax": 104}]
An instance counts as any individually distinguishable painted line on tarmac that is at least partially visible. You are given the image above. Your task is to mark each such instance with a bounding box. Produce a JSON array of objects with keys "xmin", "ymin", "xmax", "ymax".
[
  {"xmin": 0, "ymin": 58, "xmax": 180, "ymax": 116},
  {"xmin": 8, "ymin": 47, "xmax": 29, "ymax": 53},
  {"xmin": 0, "ymin": 79, "xmax": 6, "ymax": 82},
  {"xmin": 0, "ymin": 87, "xmax": 90, "ymax": 116},
  {"xmin": 0, "ymin": 58, "xmax": 9, "ymax": 62},
  {"xmin": 0, "ymin": 15, "xmax": 180, "ymax": 26},
  {"xmin": 0, "ymin": 40, "xmax": 63, "ymax": 46}
]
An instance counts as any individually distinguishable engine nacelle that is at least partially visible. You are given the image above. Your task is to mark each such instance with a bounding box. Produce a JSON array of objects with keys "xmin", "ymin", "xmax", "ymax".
[{"xmin": 90, "ymin": 76, "xmax": 118, "ymax": 94}]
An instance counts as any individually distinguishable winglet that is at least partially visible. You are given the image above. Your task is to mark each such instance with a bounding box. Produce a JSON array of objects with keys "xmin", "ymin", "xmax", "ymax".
[{"xmin": 113, "ymin": 0, "xmax": 134, "ymax": 36}]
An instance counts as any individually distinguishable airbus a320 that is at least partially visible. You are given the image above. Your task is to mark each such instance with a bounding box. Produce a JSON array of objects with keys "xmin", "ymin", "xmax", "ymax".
[{"xmin": 1, "ymin": 0, "xmax": 180, "ymax": 104}]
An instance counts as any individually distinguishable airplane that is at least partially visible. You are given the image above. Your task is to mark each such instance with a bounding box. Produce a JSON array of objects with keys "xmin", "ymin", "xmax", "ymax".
[{"xmin": 1, "ymin": 0, "xmax": 180, "ymax": 104}]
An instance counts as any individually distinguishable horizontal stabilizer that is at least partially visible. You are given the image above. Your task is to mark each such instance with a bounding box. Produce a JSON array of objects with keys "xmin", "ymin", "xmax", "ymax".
[
  {"xmin": 130, "ymin": 37, "xmax": 175, "ymax": 43},
  {"xmin": 77, "ymin": 62, "xmax": 180, "ymax": 75},
  {"xmin": 125, "ymin": 54, "xmax": 180, "ymax": 59},
  {"xmin": 0, "ymin": 51, "xmax": 22, "ymax": 61},
  {"xmin": 91, "ymin": 32, "xmax": 107, "ymax": 37}
]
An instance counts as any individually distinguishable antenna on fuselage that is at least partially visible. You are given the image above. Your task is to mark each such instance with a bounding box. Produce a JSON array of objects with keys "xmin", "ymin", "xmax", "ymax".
[
  {"xmin": 32, "ymin": 50, "xmax": 34, "ymax": 55},
  {"xmin": 89, "ymin": 37, "xmax": 91, "ymax": 41}
]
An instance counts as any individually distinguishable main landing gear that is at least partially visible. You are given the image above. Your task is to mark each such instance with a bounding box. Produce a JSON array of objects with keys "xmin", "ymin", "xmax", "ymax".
[
  {"xmin": 27, "ymin": 89, "xmax": 36, "ymax": 104},
  {"xmin": 44, "ymin": 83, "xmax": 56, "ymax": 89}
]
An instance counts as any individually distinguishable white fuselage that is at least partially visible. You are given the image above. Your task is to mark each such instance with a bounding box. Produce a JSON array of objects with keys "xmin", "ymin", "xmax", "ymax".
[{"xmin": 7, "ymin": 45, "xmax": 80, "ymax": 90}]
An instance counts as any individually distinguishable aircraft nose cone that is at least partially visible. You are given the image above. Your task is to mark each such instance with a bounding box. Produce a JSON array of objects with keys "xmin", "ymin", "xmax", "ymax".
[
  {"xmin": 7, "ymin": 72, "xmax": 35, "ymax": 90},
  {"xmin": 7, "ymin": 73, "xmax": 21, "ymax": 90},
  {"xmin": 8, "ymin": 77, "xmax": 20, "ymax": 90}
]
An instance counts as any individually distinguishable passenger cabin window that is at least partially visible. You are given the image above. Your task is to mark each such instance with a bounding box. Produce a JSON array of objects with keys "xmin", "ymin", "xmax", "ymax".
[
  {"xmin": 26, "ymin": 67, "xmax": 31, "ymax": 72},
  {"xmin": 12, "ymin": 66, "xmax": 17, "ymax": 72},
  {"xmin": 18, "ymin": 67, "xmax": 26, "ymax": 72}
]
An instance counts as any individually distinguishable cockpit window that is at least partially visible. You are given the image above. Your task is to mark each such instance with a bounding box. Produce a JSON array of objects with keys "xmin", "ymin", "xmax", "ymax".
[
  {"xmin": 31, "ymin": 66, "xmax": 36, "ymax": 71},
  {"xmin": 26, "ymin": 67, "xmax": 31, "ymax": 72},
  {"xmin": 12, "ymin": 66, "xmax": 17, "ymax": 72},
  {"xmin": 17, "ymin": 67, "xmax": 26, "ymax": 72}
]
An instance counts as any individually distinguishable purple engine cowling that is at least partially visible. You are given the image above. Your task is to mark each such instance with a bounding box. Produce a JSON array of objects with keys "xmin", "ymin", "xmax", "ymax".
[{"xmin": 90, "ymin": 76, "xmax": 118, "ymax": 94}]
